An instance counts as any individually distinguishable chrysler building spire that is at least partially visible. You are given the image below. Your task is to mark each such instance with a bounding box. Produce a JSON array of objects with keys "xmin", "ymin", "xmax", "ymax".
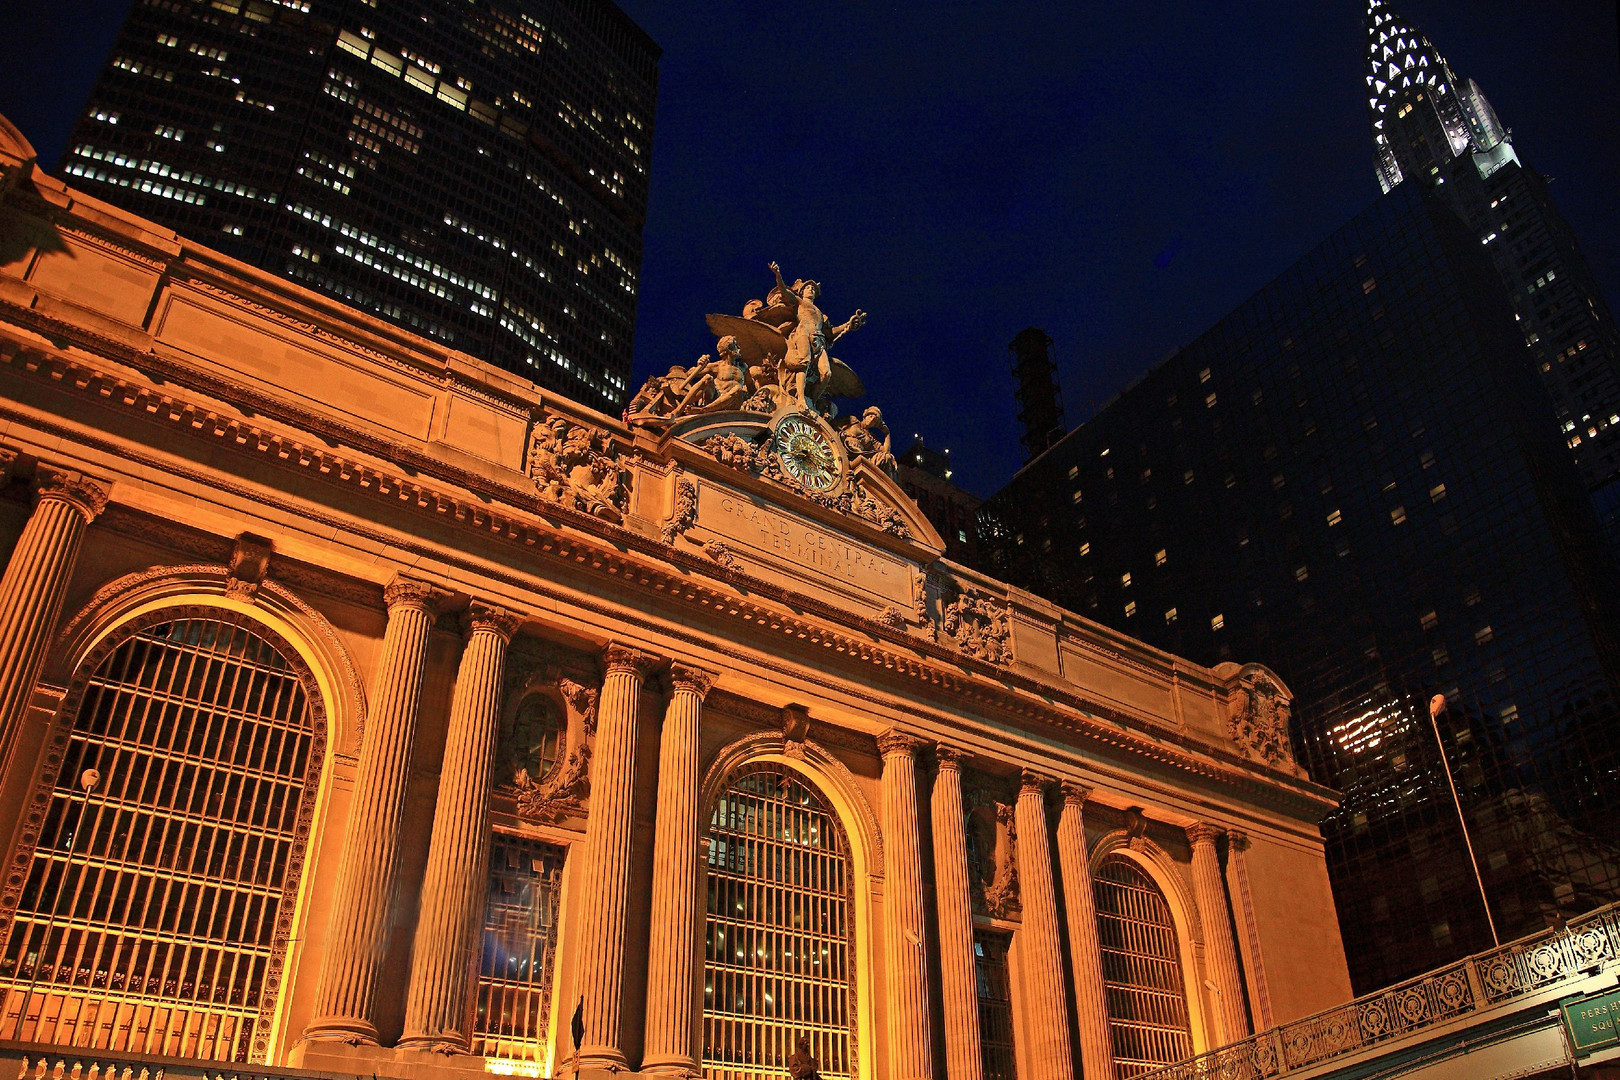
[{"xmin": 1364, "ymin": 0, "xmax": 1512, "ymax": 192}]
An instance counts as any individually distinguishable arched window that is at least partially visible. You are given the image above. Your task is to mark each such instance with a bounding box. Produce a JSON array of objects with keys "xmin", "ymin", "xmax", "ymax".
[
  {"xmin": 703, "ymin": 766, "xmax": 852, "ymax": 1080},
  {"xmin": 0, "ymin": 612, "xmax": 323, "ymax": 1062},
  {"xmin": 1093, "ymin": 857, "xmax": 1194, "ymax": 1078}
]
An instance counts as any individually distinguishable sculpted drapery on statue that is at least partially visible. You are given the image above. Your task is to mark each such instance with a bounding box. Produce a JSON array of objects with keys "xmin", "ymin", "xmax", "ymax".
[{"xmin": 624, "ymin": 262, "xmax": 897, "ymax": 475}]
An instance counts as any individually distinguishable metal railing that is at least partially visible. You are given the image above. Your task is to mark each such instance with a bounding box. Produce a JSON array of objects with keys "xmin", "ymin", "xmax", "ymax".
[
  {"xmin": 1136, "ymin": 900, "xmax": 1620, "ymax": 1079},
  {"xmin": 0, "ymin": 1042, "xmax": 362, "ymax": 1080}
]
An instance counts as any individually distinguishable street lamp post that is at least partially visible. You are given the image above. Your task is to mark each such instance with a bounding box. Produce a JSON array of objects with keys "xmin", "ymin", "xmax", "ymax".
[{"xmin": 1428, "ymin": 694, "xmax": 1499, "ymax": 948}]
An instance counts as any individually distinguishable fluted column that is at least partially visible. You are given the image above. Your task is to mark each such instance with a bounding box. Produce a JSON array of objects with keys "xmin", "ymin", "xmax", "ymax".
[
  {"xmin": 930, "ymin": 746, "xmax": 982, "ymax": 1080},
  {"xmin": 575, "ymin": 643, "xmax": 661, "ymax": 1073},
  {"xmin": 642, "ymin": 663, "xmax": 717, "ymax": 1076},
  {"xmin": 1015, "ymin": 771, "xmax": 1075, "ymax": 1080},
  {"xmin": 400, "ymin": 602, "xmax": 523, "ymax": 1052},
  {"xmin": 879, "ymin": 730, "xmax": 933, "ymax": 1080},
  {"xmin": 1187, "ymin": 823, "xmax": 1248, "ymax": 1047},
  {"xmin": 0, "ymin": 471, "xmax": 107, "ymax": 775},
  {"xmin": 305, "ymin": 577, "xmax": 444, "ymax": 1043},
  {"xmin": 1056, "ymin": 783, "xmax": 1115, "ymax": 1080},
  {"xmin": 1226, "ymin": 829, "xmax": 1273, "ymax": 1031}
]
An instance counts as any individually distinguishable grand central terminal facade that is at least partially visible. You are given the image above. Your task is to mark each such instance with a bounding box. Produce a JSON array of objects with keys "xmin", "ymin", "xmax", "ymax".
[{"xmin": 0, "ymin": 116, "xmax": 1351, "ymax": 1080}]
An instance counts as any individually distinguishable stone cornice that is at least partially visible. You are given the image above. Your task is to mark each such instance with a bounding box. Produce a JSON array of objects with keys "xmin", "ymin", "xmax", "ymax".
[{"xmin": 0, "ymin": 321, "xmax": 1337, "ymax": 822}]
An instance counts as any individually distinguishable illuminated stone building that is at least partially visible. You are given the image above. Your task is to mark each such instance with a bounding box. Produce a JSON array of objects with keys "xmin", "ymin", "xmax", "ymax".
[
  {"xmin": 58, "ymin": 0, "xmax": 657, "ymax": 413},
  {"xmin": 978, "ymin": 181, "xmax": 1620, "ymax": 995},
  {"xmin": 0, "ymin": 119, "xmax": 1351, "ymax": 1080}
]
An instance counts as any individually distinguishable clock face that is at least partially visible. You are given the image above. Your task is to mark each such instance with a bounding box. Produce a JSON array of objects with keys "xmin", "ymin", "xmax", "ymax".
[{"xmin": 774, "ymin": 414, "xmax": 840, "ymax": 492}]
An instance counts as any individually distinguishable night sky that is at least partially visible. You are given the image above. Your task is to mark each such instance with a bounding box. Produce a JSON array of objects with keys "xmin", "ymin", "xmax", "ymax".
[{"xmin": 4, "ymin": 2, "xmax": 1616, "ymax": 496}]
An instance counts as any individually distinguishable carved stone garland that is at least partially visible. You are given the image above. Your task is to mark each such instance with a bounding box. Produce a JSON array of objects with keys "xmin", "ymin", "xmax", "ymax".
[
  {"xmin": 525, "ymin": 410, "xmax": 632, "ymax": 524},
  {"xmin": 498, "ymin": 656, "xmax": 602, "ymax": 824},
  {"xmin": 1227, "ymin": 669, "xmax": 1294, "ymax": 767},
  {"xmin": 935, "ymin": 588, "xmax": 1013, "ymax": 666}
]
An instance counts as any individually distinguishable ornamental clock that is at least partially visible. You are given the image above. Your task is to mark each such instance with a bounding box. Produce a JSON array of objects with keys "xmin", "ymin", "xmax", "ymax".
[{"xmin": 773, "ymin": 414, "xmax": 840, "ymax": 492}]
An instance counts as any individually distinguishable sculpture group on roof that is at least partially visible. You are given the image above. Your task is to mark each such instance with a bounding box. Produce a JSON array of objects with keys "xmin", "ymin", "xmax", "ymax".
[{"xmin": 625, "ymin": 262, "xmax": 895, "ymax": 477}]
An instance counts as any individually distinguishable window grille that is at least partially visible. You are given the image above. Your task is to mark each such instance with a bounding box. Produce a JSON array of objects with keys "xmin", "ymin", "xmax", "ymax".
[
  {"xmin": 973, "ymin": 932, "xmax": 1017, "ymax": 1079},
  {"xmin": 702, "ymin": 766, "xmax": 852, "ymax": 1080},
  {"xmin": 1093, "ymin": 857, "xmax": 1194, "ymax": 1078},
  {"xmin": 472, "ymin": 833, "xmax": 565, "ymax": 1064},
  {"xmin": 0, "ymin": 614, "xmax": 321, "ymax": 1062}
]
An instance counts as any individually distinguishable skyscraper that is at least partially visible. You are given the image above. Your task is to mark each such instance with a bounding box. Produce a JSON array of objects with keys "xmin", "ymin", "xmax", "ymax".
[
  {"xmin": 1365, "ymin": 0, "xmax": 1620, "ymax": 494},
  {"xmin": 58, "ymin": 0, "xmax": 658, "ymax": 413},
  {"xmin": 977, "ymin": 182, "xmax": 1620, "ymax": 993}
]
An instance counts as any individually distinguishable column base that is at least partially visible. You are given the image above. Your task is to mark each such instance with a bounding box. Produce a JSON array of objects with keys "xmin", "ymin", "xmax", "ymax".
[
  {"xmin": 296, "ymin": 1015, "xmax": 382, "ymax": 1047},
  {"xmin": 637, "ymin": 1054, "xmax": 701, "ymax": 1077},
  {"xmin": 292, "ymin": 1040, "xmax": 500, "ymax": 1080}
]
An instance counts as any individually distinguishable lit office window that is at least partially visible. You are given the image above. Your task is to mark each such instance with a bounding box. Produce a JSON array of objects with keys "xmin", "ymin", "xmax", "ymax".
[
  {"xmin": 703, "ymin": 768, "xmax": 852, "ymax": 1080},
  {"xmin": 1094, "ymin": 858, "xmax": 1194, "ymax": 1078},
  {"xmin": 0, "ymin": 614, "xmax": 321, "ymax": 1061}
]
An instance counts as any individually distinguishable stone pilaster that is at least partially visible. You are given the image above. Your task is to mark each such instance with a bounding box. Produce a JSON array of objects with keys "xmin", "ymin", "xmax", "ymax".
[
  {"xmin": 304, "ymin": 577, "xmax": 444, "ymax": 1044},
  {"xmin": 1187, "ymin": 822, "xmax": 1249, "ymax": 1047},
  {"xmin": 574, "ymin": 643, "xmax": 662, "ymax": 1073},
  {"xmin": 0, "ymin": 471, "xmax": 107, "ymax": 776},
  {"xmin": 1056, "ymin": 783, "xmax": 1115, "ymax": 1080},
  {"xmin": 1014, "ymin": 771, "xmax": 1075, "ymax": 1080},
  {"xmin": 878, "ymin": 729, "xmax": 933, "ymax": 1080},
  {"xmin": 642, "ymin": 663, "xmax": 717, "ymax": 1076},
  {"xmin": 400, "ymin": 602, "xmax": 523, "ymax": 1053},
  {"xmin": 1226, "ymin": 829, "xmax": 1273, "ymax": 1031},
  {"xmin": 930, "ymin": 746, "xmax": 982, "ymax": 1080}
]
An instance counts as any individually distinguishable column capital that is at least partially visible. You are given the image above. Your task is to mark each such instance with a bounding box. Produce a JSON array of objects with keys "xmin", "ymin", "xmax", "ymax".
[
  {"xmin": 934, "ymin": 743, "xmax": 971, "ymax": 770},
  {"xmin": 1227, "ymin": 827, "xmax": 1251, "ymax": 852},
  {"xmin": 467, "ymin": 600, "xmax": 523, "ymax": 641},
  {"xmin": 603, "ymin": 642, "xmax": 663, "ymax": 679},
  {"xmin": 1020, "ymin": 768, "xmax": 1056, "ymax": 796},
  {"xmin": 876, "ymin": 728, "xmax": 926, "ymax": 758},
  {"xmin": 36, "ymin": 470, "xmax": 110, "ymax": 522},
  {"xmin": 668, "ymin": 662, "xmax": 718, "ymax": 698},
  {"xmin": 384, "ymin": 576, "xmax": 448, "ymax": 615},
  {"xmin": 1186, "ymin": 821, "xmax": 1225, "ymax": 848},
  {"xmin": 1060, "ymin": 781, "xmax": 1093, "ymax": 808}
]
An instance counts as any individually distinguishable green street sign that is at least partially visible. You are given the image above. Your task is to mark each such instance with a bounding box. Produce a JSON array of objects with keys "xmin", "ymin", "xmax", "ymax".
[{"xmin": 1563, "ymin": 988, "xmax": 1620, "ymax": 1056}]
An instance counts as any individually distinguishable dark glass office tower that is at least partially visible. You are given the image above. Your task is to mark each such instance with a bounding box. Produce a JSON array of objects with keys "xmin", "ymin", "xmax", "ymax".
[
  {"xmin": 977, "ymin": 184, "xmax": 1620, "ymax": 993},
  {"xmin": 1366, "ymin": 0, "xmax": 1620, "ymax": 495},
  {"xmin": 60, "ymin": 0, "xmax": 657, "ymax": 413}
]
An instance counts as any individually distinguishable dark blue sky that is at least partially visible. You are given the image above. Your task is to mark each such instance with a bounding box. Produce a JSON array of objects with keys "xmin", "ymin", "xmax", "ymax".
[{"xmin": 4, "ymin": 2, "xmax": 1617, "ymax": 495}]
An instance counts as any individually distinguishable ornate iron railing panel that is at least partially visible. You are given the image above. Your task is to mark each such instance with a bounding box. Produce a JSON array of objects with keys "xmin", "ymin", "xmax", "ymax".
[{"xmin": 1134, "ymin": 901, "xmax": 1620, "ymax": 1080}]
